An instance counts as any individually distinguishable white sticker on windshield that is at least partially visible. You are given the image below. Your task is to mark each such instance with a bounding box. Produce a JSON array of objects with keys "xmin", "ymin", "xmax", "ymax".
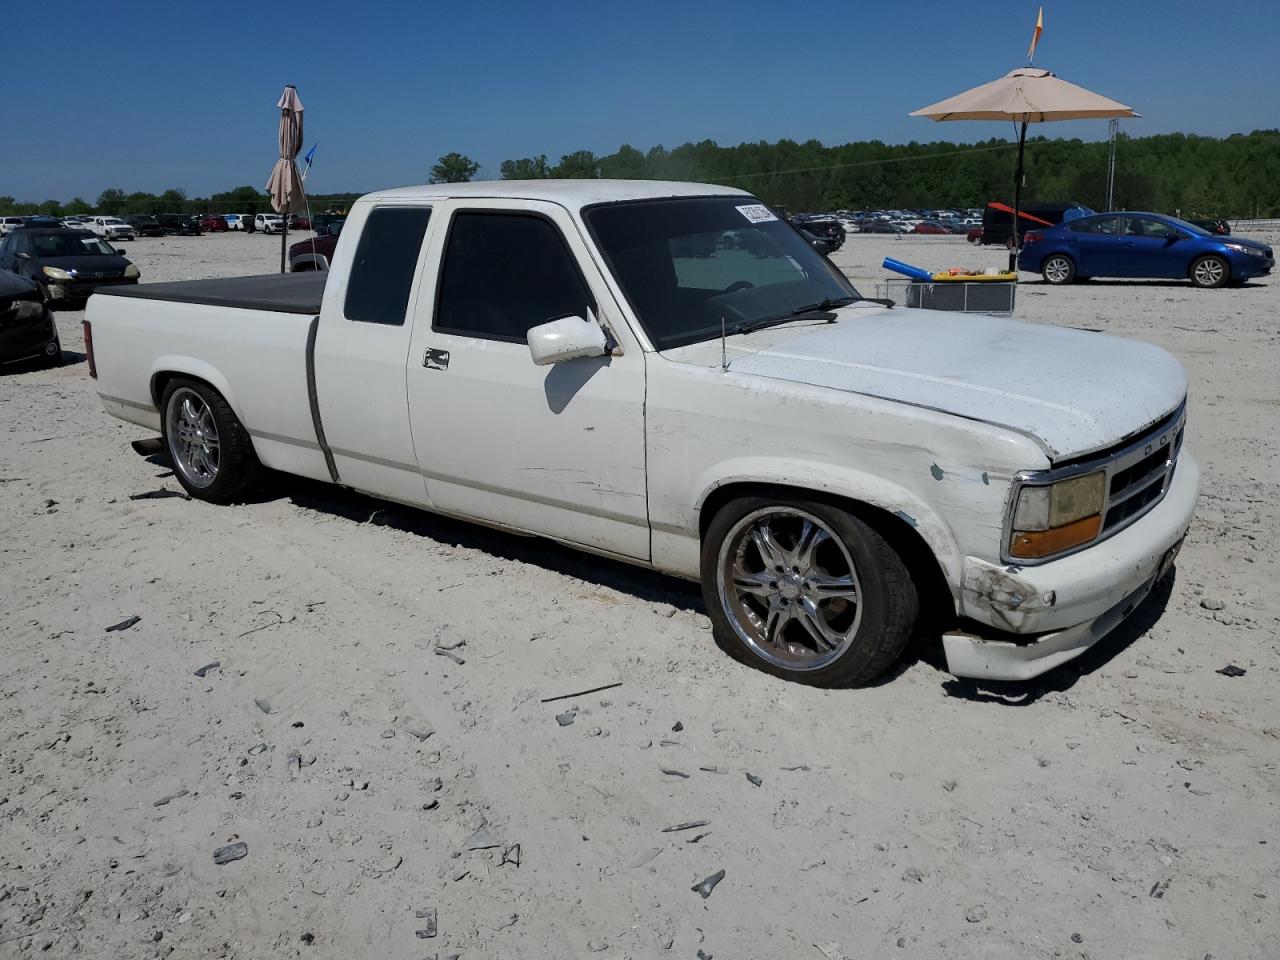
[{"xmin": 736, "ymin": 203, "xmax": 778, "ymax": 224}]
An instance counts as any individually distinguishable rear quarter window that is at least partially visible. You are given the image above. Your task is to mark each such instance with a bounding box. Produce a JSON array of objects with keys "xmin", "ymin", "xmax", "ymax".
[{"xmin": 343, "ymin": 207, "xmax": 432, "ymax": 326}]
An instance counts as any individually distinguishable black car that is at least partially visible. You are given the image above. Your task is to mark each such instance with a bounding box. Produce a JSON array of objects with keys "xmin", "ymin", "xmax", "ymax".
[
  {"xmin": 19, "ymin": 217, "xmax": 66, "ymax": 230},
  {"xmin": 126, "ymin": 214, "xmax": 164, "ymax": 237},
  {"xmin": 0, "ymin": 268, "xmax": 60, "ymax": 367},
  {"xmin": 0, "ymin": 229, "xmax": 139, "ymax": 308},
  {"xmin": 790, "ymin": 215, "xmax": 846, "ymax": 253},
  {"xmin": 157, "ymin": 213, "xmax": 202, "ymax": 236},
  {"xmin": 1190, "ymin": 217, "xmax": 1231, "ymax": 236}
]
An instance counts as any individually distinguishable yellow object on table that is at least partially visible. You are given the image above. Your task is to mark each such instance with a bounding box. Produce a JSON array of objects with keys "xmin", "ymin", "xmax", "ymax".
[{"xmin": 929, "ymin": 270, "xmax": 1018, "ymax": 282}]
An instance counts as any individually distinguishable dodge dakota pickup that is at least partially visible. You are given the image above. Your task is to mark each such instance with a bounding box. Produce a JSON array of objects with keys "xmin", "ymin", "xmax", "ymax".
[{"xmin": 85, "ymin": 180, "xmax": 1198, "ymax": 686}]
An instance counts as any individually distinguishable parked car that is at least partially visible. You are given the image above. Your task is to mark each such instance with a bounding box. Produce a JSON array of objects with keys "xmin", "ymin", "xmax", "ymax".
[
  {"xmin": 85, "ymin": 180, "xmax": 1197, "ymax": 687},
  {"xmin": 125, "ymin": 215, "xmax": 164, "ymax": 237},
  {"xmin": 0, "ymin": 228, "xmax": 139, "ymax": 307},
  {"xmin": 254, "ymin": 213, "xmax": 284, "ymax": 234},
  {"xmin": 1019, "ymin": 212, "xmax": 1274, "ymax": 288},
  {"xmin": 1189, "ymin": 217, "xmax": 1230, "ymax": 236},
  {"xmin": 0, "ymin": 268, "xmax": 61, "ymax": 367},
  {"xmin": 911, "ymin": 221, "xmax": 950, "ymax": 235},
  {"xmin": 200, "ymin": 214, "xmax": 229, "ymax": 233},
  {"xmin": 287, "ymin": 221, "xmax": 343, "ymax": 271},
  {"xmin": 0, "ymin": 217, "xmax": 25, "ymax": 236},
  {"xmin": 979, "ymin": 202, "xmax": 1093, "ymax": 248},
  {"xmin": 89, "ymin": 216, "xmax": 136, "ymax": 241},
  {"xmin": 861, "ymin": 221, "xmax": 902, "ymax": 235},
  {"xmin": 223, "ymin": 214, "xmax": 245, "ymax": 231},
  {"xmin": 288, "ymin": 214, "xmax": 311, "ymax": 230},
  {"xmin": 18, "ymin": 217, "xmax": 66, "ymax": 230},
  {"xmin": 157, "ymin": 213, "xmax": 201, "ymax": 236}
]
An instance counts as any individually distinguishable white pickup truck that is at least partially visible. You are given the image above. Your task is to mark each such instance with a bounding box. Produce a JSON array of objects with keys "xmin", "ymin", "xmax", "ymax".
[{"xmin": 85, "ymin": 180, "xmax": 1198, "ymax": 686}]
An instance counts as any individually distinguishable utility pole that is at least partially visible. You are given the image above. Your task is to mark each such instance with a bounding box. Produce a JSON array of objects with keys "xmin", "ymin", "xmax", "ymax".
[{"xmin": 1105, "ymin": 119, "xmax": 1119, "ymax": 211}]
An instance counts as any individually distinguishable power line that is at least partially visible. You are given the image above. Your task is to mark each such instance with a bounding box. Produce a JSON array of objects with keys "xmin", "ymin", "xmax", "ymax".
[{"xmin": 713, "ymin": 141, "xmax": 1023, "ymax": 182}]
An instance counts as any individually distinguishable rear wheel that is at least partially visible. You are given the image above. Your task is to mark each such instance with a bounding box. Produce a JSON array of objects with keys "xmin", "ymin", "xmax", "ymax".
[
  {"xmin": 1042, "ymin": 254, "xmax": 1076, "ymax": 285},
  {"xmin": 1190, "ymin": 255, "xmax": 1229, "ymax": 288},
  {"xmin": 702, "ymin": 497, "xmax": 918, "ymax": 687},
  {"xmin": 161, "ymin": 378, "xmax": 260, "ymax": 503}
]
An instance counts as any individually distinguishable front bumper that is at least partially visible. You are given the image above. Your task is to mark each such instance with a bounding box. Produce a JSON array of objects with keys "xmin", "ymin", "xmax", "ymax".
[
  {"xmin": 943, "ymin": 450, "xmax": 1199, "ymax": 681},
  {"xmin": 45, "ymin": 277, "xmax": 137, "ymax": 304}
]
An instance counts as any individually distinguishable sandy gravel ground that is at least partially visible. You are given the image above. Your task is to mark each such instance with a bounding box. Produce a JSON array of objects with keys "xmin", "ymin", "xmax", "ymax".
[{"xmin": 2, "ymin": 229, "xmax": 1278, "ymax": 960}]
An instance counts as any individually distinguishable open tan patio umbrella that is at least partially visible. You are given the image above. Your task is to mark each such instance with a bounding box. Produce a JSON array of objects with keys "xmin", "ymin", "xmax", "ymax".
[
  {"xmin": 266, "ymin": 84, "xmax": 305, "ymax": 273},
  {"xmin": 911, "ymin": 67, "xmax": 1137, "ymax": 269}
]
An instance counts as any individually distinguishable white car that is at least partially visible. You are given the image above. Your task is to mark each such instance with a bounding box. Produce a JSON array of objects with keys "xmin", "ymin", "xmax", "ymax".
[
  {"xmin": 0, "ymin": 216, "xmax": 25, "ymax": 236},
  {"xmin": 89, "ymin": 217, "xmax": 135, "ymax": 241},
  {"xmin": 254, "ymin": 213, "xmax": 283, "ymax": 234},
  {"xmin": 83, "ymin": 179, "xmax": 1197, "ymax": 686},
  {"xmin": 224, "ymin": 214, "xmax": 244, "ymax": 231}
]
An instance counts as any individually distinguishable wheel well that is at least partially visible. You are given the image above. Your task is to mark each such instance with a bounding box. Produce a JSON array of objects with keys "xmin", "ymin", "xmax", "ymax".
[
  {"xmin": 1188, "ymin": 252, "xmax": 1229, "ymax": 279},
  {"xmin": 699, "ymin": 482, "xmax": 955, "ymax": 625},
  {"xmin": 150, "ymin": 371, "xmax": 216, "ymax": 411}
]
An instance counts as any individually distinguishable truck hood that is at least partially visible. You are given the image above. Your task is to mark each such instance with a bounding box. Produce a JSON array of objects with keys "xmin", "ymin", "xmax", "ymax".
[{"xmin": 666, "ymin": 306, "xmax": 1187, "ymax": 462}]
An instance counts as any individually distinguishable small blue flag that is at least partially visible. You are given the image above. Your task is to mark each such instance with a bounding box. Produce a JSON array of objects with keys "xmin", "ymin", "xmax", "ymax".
[{"xmin": 303, "ymin": 143, "xmax": 318, "ymax": 168}]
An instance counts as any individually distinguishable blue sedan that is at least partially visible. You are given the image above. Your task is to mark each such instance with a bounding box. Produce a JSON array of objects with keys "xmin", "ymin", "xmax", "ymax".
[{"xmin": 1018, "ymin": 212, "xmax": 1273, "ymax": 288}]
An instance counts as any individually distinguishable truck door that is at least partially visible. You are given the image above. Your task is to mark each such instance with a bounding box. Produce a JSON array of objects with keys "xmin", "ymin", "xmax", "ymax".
[
  {"xmin": 311, "ymin": 203, "xmax": 435, "ymax": 505},
  {"xmin": 405, "ymin": 200, "xmax": 649, "ymax": 561}
]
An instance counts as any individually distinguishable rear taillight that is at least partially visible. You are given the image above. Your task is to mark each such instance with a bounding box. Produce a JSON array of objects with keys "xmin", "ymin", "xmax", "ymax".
[
  {"xmin": 1023, "ymin": 230, "xmax": 1043, "ymax": 244},
  {"xmin": 83, "ymin": 320, "xmax": 97, "ymax": 379}
]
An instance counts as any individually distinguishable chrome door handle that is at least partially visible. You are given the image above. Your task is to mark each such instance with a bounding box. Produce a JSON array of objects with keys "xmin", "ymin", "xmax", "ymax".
[{"xmin": 423, "ymin": 348, "xmax": 450, "ymax": 371}]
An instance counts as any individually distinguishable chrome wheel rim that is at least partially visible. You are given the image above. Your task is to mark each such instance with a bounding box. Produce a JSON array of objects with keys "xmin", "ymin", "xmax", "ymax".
[
  {"xmin": 716, "ymin": 508, "xmax": 863, "ymax": 672},
  {"xmin": 166, "ymin": 388, "xmax": 219, "ymax": 488},
  {"xmin": 1045, "ymin": 257, "xmax": 1071, "ymax": 283},
  {"xmin": 1194, "ymin": 258, "xmax": 1224, "ymax": 286}
]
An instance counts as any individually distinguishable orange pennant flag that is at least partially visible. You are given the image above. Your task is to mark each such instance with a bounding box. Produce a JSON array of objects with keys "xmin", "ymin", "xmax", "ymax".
[{"xmin": 1027, "ymin": 6, "xmax": 1044, "ymax": 63}]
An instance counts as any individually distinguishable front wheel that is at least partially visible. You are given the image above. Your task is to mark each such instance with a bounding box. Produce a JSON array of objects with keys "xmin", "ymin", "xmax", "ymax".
[
  {"xmin": 161, "ymin": 378, "xmax": 260, "ymax": 503},
  {"xmin": 1042, "ymin": 254, "xmax": 1076, "ymax": 285},
  {"xmin": 701, "ymin": 497, "xmax": 918, "ymax": 687},
  {"xmin": 1190, "ymin": 254, "xmax": 1229, "ymax": 288}
]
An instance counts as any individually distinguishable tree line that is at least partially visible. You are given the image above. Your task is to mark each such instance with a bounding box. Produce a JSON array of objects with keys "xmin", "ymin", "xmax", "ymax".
[{"xmin": 5, "ymin": 130, "xmax": 1276, "ymax": 219}]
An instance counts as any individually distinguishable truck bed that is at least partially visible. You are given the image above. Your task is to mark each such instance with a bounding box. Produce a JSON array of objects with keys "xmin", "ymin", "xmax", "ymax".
[{"xmin": 95, "ymin": 272, "xmax": 325, "ymax": 315}]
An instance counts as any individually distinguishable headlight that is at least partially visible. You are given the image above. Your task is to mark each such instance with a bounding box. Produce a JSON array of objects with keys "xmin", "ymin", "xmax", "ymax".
[
  {"xmin": 42, "ymin": 266, "xmax": 73, "ymax": 280},
  {"xmin": 123, "ymin": 263, "xmax": 140, "ymax": 279},
  {"xmin": 1008, "ymin": 470, "xmax": 1105, "ymax": 560},
  {"xmin": 1224, "ymin": 243, "xmax": 1264, "ymax": 257}
]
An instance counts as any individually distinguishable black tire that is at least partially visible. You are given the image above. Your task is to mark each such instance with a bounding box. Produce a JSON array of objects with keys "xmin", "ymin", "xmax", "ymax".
[
  {"xmin": 701, "ymin": 495, "xmax": 919, "ymax": 687},
  {"xmin": 1190, "ymin": 254, "xmax": 1229, "ymax": 288},
  {"xmin": 160, "ymin": 377, "xmax": 261, "ymax": 503},
  {"xmin": 1042, "ymin": 253, "xmax": 1076, "ymax": 285},
  {"xmin": 43, "ymin": 337, "xmax": 63, "ymax": 367}
]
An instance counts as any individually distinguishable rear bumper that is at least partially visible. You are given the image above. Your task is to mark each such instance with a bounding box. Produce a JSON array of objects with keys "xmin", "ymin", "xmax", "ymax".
[{"xmin": 944, "ymin": 451, "xmax": 1199, "ymax": 681}]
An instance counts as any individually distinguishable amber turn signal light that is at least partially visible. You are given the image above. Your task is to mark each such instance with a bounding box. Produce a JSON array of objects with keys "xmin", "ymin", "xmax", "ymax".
[{"xmin": 1009, "ymin": 514, "xmax": 1102, "ymax": 560}]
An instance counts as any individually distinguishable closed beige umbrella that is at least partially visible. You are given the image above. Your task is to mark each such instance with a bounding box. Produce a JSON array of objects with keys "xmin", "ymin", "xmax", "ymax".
[
  {"xmin": 911, "ymin": 68, "xmax": 1137, "ymax": 268},
  {"xmin": 266, "ymin": 84, "xmax": 305, "ymax": 273}
]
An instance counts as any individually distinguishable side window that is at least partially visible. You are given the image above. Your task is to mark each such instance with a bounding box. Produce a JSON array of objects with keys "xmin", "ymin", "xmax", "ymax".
[
  {"xmin": 1069, "ymin": 216, "xmax": 1119, "ymax": 235},
  {"xmin": 1127, "ymin": 217, "xmax": 1171, "ymax": 238},
  {"xmin": 434, "ymin": 212, "xmax": 593, "ymax": 342},
  {"xmin": 343, "ymin": 206, "xmax": 431, "ymax": 326}
]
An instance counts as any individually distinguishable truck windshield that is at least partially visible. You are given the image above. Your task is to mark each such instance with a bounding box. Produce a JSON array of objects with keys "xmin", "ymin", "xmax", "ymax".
[{"xmin": 584, "ymin": 196, "xmax": 858, "ymax": 350}]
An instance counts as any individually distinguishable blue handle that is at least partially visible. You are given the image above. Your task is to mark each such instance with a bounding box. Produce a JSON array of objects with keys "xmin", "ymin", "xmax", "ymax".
[{"xmin": 882, "ymin": 257, "xmax": 932, "ymax": 281}]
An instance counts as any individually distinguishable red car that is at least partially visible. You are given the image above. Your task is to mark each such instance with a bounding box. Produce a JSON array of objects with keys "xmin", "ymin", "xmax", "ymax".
[
  {"xmin": 912, "ymin": 221, "xmax": 950, "ymax": 235},
  {"xmin": 966, "ymin": 227, "xmax": 984, "ymax": 244},
  {"xmin": 287, "ymin": 220, "xmax": 344, "ymax": 272},
  {"xmin": 199, "ymin": 214, "xmax": 229, "ymax": 233}
]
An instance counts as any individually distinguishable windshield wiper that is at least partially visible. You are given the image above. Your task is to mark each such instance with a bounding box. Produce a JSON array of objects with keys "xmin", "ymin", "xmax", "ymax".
[{"xmin": 731, "ymin": 296, "xmax": 861, "ymax": 335}]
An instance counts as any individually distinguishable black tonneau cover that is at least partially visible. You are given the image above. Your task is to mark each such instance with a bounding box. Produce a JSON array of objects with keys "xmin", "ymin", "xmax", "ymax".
[{"xmin": 95, "ymin": 272, "xmax": 325, "ymax": 315}]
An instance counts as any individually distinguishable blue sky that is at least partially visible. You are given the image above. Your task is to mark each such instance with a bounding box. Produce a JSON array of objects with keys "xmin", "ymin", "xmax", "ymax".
[{"xmin": 5, "ymin": 0, "xmax": 1275, "ymax": 201}]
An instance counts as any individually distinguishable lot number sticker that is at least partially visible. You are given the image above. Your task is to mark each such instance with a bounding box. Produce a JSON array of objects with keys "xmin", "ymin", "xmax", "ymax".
[{"xmin": 736, "ymin": 204, "xmax": 778, "ymax": 224}]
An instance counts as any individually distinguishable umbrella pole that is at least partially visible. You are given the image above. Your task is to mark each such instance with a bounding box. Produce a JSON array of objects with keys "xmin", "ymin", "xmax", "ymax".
[
  {"xmin": 280, "ymin": 214, "xmax": 288, "ymax": 274},
  {"xmin": 1010, "ymin": 119, "xmax": 1028, "ymax": 273}
]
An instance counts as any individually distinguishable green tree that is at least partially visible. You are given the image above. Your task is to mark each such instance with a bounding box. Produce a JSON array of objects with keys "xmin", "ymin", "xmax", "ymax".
[
  {"xmin": 0, "ymin": 196, "xmax": 15, "ymax": 215},
  {"xmin": 551, "ymin": 150, "xmax": 600, "ymax": 179},
  {"xmin": 429, "ymin": 153, "xmax": 480, "ymax": 184},
  {"xmin": 500, "ymin": 155, "xmax": 551, "ymax": 179},
  {"xmin": 65, "ymin": 197, "xmax": 93, "ymax": 214},
  {"xmin": 97, "ymin": 188, "xmax": 127, "ymax": 213}
]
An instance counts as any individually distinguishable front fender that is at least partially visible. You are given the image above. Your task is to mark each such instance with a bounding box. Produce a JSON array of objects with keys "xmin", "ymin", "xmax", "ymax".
[{"xmin": 690, "ymin": 456, "xmax": 965, "ymax": 587}]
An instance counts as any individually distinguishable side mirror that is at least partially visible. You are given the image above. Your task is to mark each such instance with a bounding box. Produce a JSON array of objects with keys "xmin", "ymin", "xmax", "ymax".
[
  {"xmin": 1164, "ymin": 230, "xmax": 1181, "ymax": 241},
  {"xmin": 114, "ymin": 246, "xmax": 126, "ymax": 254},
  {"xmin": 16, "ymin": 252, "xmax": 29, "ymax": 260},
  {"xmin": 527, "ymin": 315, "xmax": 608, "ymax": 366}
]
